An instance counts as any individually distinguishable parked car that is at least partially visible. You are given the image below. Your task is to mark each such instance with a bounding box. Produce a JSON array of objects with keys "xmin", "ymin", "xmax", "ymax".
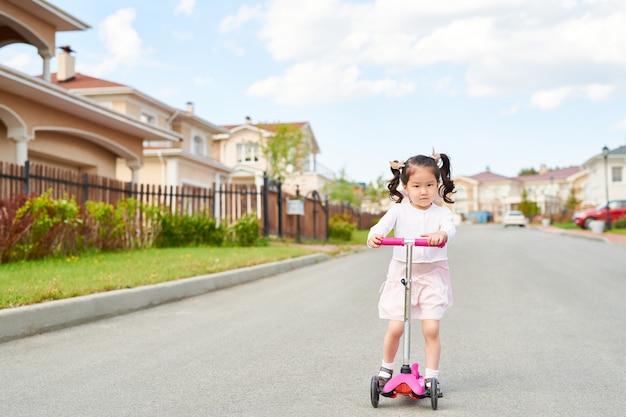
[
  {"xmin": 502, "ymin": 210, "xmax": 529, "ymax": 227},
  {"xmin": 572, "ymin": 200, "xmax": 626, "ymax": 229}
]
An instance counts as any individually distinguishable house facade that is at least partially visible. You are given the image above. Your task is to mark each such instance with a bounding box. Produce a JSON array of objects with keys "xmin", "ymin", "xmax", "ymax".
[
  {"xmin": 453, "ymin": 165, "xmax": 589, "ymax": 222},
  {"xmin": 217, "ymin": 117, "xmax": 333, "ymax": 196},
  {"xmin": 48, "ymin": 53, "xmax": 234, "ymax": 190},
  {"xmin": 0, "ymin": 0, "xmax": 181, "ymax": 183},
  {"xmin": 581, "ymin": 145, "xmax": 626, "ymax": 207}
]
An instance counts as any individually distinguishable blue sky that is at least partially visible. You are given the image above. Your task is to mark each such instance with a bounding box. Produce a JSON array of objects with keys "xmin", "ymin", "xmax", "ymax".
[{"xmin": 2, "ymin": 0, "xmax": 626, "ymax": 184}]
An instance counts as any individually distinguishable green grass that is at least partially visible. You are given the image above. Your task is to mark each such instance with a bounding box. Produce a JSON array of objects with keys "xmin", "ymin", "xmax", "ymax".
[
  {"xmin": 551, "ymin": 222, "xmax": 580, "ymax": 230},
  {"xmin": 552, "ymin": 221, "xmax": 626, "ymax": 234},
  {"xmin": 0, "ymin": 245, "xmax": 317, "ymax": 309}
]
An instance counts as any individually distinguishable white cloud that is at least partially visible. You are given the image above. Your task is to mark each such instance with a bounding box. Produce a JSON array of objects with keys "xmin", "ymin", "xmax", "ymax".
[
  {"xmin": 247, "ymin": 61, "xmax": 414, "ymax": 105},
  {"xmin": 531, "ymin": 87, "xmax": 576, "ymax": 109},
  {"xmin": 0, "ymin": 52, "xmax": 34, "ymax": 72},
  {"xmin": 228, "ymin": 0, "xmax": 626, "ymax": 107},
  {"xmin": 91, "ymin": 8, "xmax": 151, "ymax": 76},
  {"xmin": 172, "ymin": 30, "xmax": 194, "ymax": 42},
  {"xmin": 585, "ymin": 84, "xmax": 615, "ymax": 101},
  {"xmin": 219, "ymin": 5, "xmax": 262, "ymax": 33},
  {"xmin": 193, "ymin": 76, "xmax": 213, "ymax": 87},
  {"xmin": 175, "ymin": 0, "xmax": 196, "ymax": 16}
]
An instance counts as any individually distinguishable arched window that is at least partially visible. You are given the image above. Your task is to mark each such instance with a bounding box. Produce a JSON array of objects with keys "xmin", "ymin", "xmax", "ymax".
[{"xmin": 193, "ymin": 135, "xmax": 205, "ymax": 156}]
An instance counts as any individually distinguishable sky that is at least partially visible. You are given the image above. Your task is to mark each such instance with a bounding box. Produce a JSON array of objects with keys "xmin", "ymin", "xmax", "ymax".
[{"xmin": 2, "ymin": 0, "xmax": 626, "ymax": 185}]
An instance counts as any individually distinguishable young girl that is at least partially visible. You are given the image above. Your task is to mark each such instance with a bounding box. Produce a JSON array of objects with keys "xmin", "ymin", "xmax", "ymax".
[{"xmin": 367, "ymin": 150, "xmax": 456, "ymax": 397}]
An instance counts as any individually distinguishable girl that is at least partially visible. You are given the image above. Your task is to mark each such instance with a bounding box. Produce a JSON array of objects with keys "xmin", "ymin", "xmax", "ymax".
[{"xmin": 367, "ymin": 150, "xmax": 456, "ymax": 397}]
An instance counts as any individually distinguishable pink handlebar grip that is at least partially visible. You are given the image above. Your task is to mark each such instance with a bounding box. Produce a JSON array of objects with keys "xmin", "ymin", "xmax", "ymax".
[{"xmin": 380, "ymin": 237, "xmax": 446, "ymax": 248}]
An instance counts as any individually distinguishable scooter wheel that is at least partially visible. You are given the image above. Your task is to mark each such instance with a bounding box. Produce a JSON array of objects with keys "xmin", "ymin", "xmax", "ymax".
[
  {"xmin": 430, "ymin": 377, "xmax": 438, "ymax": 410},
  {"xmin": 370, "ymin": 376, "xmax": 380, "ymax": 408}
]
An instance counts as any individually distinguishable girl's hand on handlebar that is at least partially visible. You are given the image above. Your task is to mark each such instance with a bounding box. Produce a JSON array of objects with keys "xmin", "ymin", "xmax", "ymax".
[
  {"xmin": 420, "ymin": 231, "xmax": 448, "ymax": 247},
  {"xmin": 367, "ymin": 234, "xmax": 384, "ymax": 248}
]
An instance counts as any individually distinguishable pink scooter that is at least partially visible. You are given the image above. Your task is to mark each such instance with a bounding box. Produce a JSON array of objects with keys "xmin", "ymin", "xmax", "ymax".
[{"xmin": 370, "ymin": 237, "xmax": 445, "ymax": 410}]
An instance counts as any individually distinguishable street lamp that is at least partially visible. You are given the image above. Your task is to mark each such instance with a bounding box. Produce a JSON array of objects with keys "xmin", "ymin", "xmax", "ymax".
[{"xmin": 602, "ymin": 146, "xmax": 611, "ymax": 230}]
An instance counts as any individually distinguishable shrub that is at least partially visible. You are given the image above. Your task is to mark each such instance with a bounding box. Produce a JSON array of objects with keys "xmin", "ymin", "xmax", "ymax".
[
  {"xmin": 612, "ymin": 216, "xmax": 626, "ymax": 229},
  {"xmin": 11, "ymin": 191, "xmax": 81, "ymax": 261},
  {"xmin": 229, "ymin": 213, "xmax": 261, "ymax": 247},
  {"xmin": 154, "ymin": 212, "xmax": 226, "ymax": 248},
  {"xmin": 0, "ymin": 194, "xmax": 34, "ymax": 263},
  {"xmin": 329, "ymin": 214, "xmax": 356, "ymax": 241}
]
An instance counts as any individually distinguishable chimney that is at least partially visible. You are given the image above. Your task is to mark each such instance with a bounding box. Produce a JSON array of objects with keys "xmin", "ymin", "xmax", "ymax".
[
  {"xmin": 245, "ymin": 116, "xmax": 252, "ymax": 124},
  {"xmin": 57, "ymin": 46, "xmax": 76, "ymax": 82},
  {"xmin": 186, "ymin": 101, "xmax": 195, "ymax": 114}
]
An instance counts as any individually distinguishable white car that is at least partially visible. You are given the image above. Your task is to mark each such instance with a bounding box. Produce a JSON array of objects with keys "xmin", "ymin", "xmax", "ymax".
[{"xmin": 502, "ymin": 210, "xmax": 528, "ymax": 227}]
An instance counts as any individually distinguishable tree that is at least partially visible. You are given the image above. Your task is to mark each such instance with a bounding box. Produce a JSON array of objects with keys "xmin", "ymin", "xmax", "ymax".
[
  {"xmin": 362, "ymin": 175, "xmax": 388, "ymax": 209},
  {"xmin": 518, "ymin": 167, "xmax": 538, "ymax": 176},
  {"xmin": 258, "ymin": 123, "xmax": 310, "ymax": 181},
  {"xmin": 323, "ymin": 168, "xmax": 362, "ymax": 206},
  {"xmin": 517, "ymin": 188, "xmax": 540, "ymax": 219},
  {"xmin": 564, "ymin": 186, "xmax": 581, "ymax": 211}
]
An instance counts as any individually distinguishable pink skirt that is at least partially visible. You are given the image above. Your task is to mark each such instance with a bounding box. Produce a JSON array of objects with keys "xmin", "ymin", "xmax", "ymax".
[{"xmin": 378, "ymin": 259, "xmax": 452, "ymax": 321}]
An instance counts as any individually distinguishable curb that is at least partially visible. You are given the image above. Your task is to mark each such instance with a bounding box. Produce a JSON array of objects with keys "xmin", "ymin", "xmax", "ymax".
[{"xmin": 0, "ymin": 253, "xmax": 331, "ymax": 343}]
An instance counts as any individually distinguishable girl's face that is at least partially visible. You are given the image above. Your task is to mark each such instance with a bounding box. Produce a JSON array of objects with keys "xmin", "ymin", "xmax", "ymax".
[{"xmin": 402, "ymin": 166, "xmax": 439, "ymax": 210}]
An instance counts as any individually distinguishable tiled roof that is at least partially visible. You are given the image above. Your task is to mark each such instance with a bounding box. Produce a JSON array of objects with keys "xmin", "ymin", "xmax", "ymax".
[
  {"xmin": 515, "ymin": 166, "xmax": 583, "ymax": 182},
  {"xmin": 222, "ymin": 121, "xmax": 308, "ymax": 131},
  {"xmin": 48, "ymin": 72, "xmax": 126, "ymax": 89},
  {"xmin": 469, "ymin": 171, "xmax": 513, "ymax": 181},
  {"xmin": 468, "ymin": 166, "xmax": 584, "ymax": 182},
  {"xmin": 608, "ymin": 145, "xmax": 626, "ymax": 155}
]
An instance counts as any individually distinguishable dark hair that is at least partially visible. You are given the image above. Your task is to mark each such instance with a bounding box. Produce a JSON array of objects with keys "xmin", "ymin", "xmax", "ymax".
[{"xmin": 387, "ymin": 154, "xmax": 455, "ymax": 204}]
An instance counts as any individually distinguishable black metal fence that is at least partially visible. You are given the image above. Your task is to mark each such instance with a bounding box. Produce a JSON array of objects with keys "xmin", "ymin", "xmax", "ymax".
[{"xmin": 0, "ymin": 161, "xmax": 380, "ymax": 241}]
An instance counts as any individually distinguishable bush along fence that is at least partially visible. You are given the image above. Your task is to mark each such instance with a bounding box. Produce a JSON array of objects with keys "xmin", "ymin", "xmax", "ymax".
[{"xmin": 0, "ymin": 161, "xmax": 380, "ymax": 244}]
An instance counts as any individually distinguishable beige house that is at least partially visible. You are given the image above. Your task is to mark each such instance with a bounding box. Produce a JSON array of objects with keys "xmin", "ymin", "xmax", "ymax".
[
  {"xmin": 453, "ymin": 165, "xmax": 587, "ymax": 222},
  {"xmin": 216, "ymin": 117, "xmax": 333, "ymax": 196},
  {"xmin": 1, "ymin": 0, "xmax": 232, "ymax": 191},
  {"xmin": 49, "ymin": 51, "xmax": 233, "ymax": 189},
  {"xmin": 0, "ymin": 0, "xmax": 180, "ymax": 182},
  {"xmin": 581, "ymin": 145, "xmax": 626, "ymax": 207}
]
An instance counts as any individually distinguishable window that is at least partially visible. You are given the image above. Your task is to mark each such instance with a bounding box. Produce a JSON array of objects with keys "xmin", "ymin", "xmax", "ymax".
[
  {"xmin": 611, "ymin": 166, "xmax": 622, "ymax": 182},
  {"xmin": 456, "ymin": 186, "xmax": 467, "ymax": 200},
  {"xmin": 140, "ymin": 111, "xmax": 156, "ymax": 125},
  {"xmin": 236, "ymin": 143, "xmax": 260, "ymax": 162},
  {"xmin": 192, "ymin": 135, "xmax": 205, "ymax": 156}
]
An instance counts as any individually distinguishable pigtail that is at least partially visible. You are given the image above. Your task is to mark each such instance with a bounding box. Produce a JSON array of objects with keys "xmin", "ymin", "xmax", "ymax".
[
  {"xmin": 438, "ymin": 153, "xmax": 456, "ymax": 204},
  {"xmin": 387, "ymin": 162, "xmax": 404, "ymax": 203}
]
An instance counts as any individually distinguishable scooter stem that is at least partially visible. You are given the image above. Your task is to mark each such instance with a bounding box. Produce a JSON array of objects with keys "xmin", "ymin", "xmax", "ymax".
[{"xmin": 402, "ymin": 241, "xmax": 414, "ymax": 370}]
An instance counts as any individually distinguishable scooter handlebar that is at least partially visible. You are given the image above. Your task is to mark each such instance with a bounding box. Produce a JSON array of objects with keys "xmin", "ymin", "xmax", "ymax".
[{"xmin": 380, "ymin": 237, "xmax": 446, "ymax": 248}]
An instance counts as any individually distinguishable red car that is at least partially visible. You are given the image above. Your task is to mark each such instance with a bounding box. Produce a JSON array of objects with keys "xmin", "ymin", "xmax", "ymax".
[{"xmin": 572, "ymin": 200, "xmax": 626, "ymax": 229}]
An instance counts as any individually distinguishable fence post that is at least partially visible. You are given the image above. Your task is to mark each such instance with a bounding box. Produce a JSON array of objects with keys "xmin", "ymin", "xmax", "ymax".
[
  {"xmin": 296, "ymin": 185, "xmax": 301, "ymax": 243},
  {"xmin": 82, "ymin": 173, "xmax": 89, "ymax": 205},
  {"xmin": 23, "ymin": 160, "xmax": 30, "ymax": 195},
  {"xmin": 325, "ymin": 195, "xmax": 330, "ymax": 240},
  {"xmin": 277, "ymin": 178, "xmax": 283, "ymax": 239},
  {"xmin": 262, "ymin": 172, "xmax": 269, "ymax": 237}
]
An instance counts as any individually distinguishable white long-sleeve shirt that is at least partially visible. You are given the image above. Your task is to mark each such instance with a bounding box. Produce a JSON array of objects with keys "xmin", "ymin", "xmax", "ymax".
[{"xmin": 368, "ymin": 202, "xmax": 456, "ymax": 263}]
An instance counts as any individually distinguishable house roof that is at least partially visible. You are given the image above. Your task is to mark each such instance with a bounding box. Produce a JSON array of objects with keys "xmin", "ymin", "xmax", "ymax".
[
  {"xmin": 49, "ymin": 72, "xmax": 125, "ymax": 88},
  {"xmin": 47, "ymin": 72, "xmax": 229, "ymax": 134},
  {"xmin": 607, "ymin": 145, "xmax": 626, "ymax": 155},
  {"xmin": 221, "ymin": 120, "xmax": 320, "ymax": 153},
  {"xmin": 469, "ymin": 170, "xmax": 513, "ymax": 182},
  {"xmin": 515, "ymin": 166, "xmax": 583, "ymax": 182},
  {"xmin": 467, "ymin": 166, "xmax": 584, "ymax": 183}
]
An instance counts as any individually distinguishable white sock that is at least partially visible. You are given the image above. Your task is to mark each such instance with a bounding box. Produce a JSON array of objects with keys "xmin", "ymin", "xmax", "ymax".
[
  {"xmin": 379, "ymin": 361, "xmax": 394, "ymax": 377},
  {"xmin": 424, "ymin": 368, "xmax": 439, "ymax": 380}
]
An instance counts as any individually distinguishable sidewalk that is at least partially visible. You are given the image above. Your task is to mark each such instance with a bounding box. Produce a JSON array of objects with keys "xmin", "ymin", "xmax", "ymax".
[{"xmin": 533, "ymin": 224, "xmax": 626, "ymax": 245}]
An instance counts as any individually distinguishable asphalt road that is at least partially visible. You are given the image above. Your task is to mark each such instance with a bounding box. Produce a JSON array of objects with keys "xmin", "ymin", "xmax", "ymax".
[{"xmin": 1, "ymin": 225, "xmax": 624, "ymax": 417}]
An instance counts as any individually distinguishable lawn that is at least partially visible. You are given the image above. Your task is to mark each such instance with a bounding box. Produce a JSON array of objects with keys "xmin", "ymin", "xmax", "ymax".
[
  {"xmin": 0, "ymin": 245, "xmax": 318, "ymax": 309},
  {"xmin": 0, "ymin": 230, "xmax": 371, "ymax": 310}
]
